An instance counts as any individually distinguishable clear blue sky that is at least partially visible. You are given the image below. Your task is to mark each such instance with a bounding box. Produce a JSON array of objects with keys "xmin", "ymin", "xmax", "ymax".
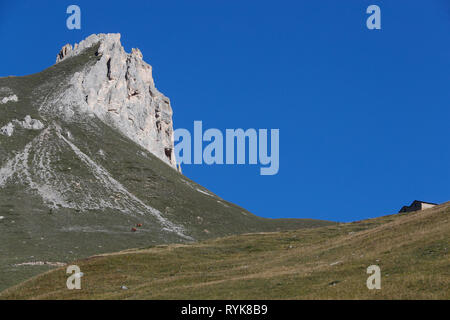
[{"xmin": 1, "ymin": 0, "xmax": 449, "ymax": 222}]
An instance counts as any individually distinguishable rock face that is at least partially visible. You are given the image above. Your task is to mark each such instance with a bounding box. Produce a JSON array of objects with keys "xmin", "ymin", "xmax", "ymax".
[{"xmin": 55, "ymin": 33, "xmax": 176, "ymax": 168}]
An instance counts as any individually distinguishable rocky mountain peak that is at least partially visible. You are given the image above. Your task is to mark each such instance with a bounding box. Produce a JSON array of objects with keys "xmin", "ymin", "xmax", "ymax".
[{"xmin": 55, "ymin": 33, "xmax": 176, "ymax": 168}]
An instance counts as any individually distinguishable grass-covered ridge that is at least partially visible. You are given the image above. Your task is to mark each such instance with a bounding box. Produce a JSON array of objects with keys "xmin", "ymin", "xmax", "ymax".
[{"xmin": 2, "ymin": 202, "xmax": 448, "ymax": 300}]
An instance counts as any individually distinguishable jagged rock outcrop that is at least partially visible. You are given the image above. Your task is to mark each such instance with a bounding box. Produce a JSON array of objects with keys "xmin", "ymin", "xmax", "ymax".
[
  {"xmin": 0, "ymin": 122, "xmax": 14, "ymax": 136},
  {"xmin": 15, "ymin": 115, "xmax": 45, "ymax": 130},
  {"xmin": 54, "ymin": 33, "xmax": 176, "ymax": 168},
  {"xmin": 0, "ymin": 115, "xmax": 44, "ymax": 136},
  {"xmin": 0, "ymin": 94, "xmax": 18, "ymax": 104}
]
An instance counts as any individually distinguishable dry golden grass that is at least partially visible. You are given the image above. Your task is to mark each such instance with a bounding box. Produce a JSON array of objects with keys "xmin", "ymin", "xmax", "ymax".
[{"xmin": 1, "ymin": 202, "xmax": 449, "ymax": 300}]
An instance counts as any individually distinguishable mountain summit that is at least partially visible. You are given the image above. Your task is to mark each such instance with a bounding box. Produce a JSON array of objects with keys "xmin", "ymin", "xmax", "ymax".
[
  {"xmin": 55, "ymin": 33, "xmax": 177, "ymax": 168},
  {"xmin": 0, "ymin": 34, "xmax": 333, "ymax": 291}
]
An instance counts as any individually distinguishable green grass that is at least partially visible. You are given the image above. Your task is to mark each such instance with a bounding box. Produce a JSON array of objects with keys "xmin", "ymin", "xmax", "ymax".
[{"xmin": 2, "ymin": 202, "xmax": 448, "ymax": 299}]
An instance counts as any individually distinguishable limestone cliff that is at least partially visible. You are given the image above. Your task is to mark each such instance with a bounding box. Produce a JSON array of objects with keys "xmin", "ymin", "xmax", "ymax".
[{"xmin": 55, "ymin": 33, "xmax": 176, "ymax": 168}]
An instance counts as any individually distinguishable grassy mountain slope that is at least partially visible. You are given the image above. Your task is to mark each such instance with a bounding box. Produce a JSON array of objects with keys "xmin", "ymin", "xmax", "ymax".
[
  {"xmin": 2, "ymin": 202, "xmax": 448, "ymax": 299},
  {"xmin": 0, "ymin": 44, "xmax": 333, "ymax": 291}
]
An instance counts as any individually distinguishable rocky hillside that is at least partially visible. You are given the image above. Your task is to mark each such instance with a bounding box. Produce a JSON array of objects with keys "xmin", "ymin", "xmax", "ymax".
[{"xmin": 0, "ymin": 34, "xmax": 333, "ymax": 291}]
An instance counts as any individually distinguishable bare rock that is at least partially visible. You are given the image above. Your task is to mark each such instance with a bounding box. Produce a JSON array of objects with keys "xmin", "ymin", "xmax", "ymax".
[
  {"xmin": 1, "ymin": 115, "xmax": 44, "ymax": 137},
  {"xmin": 15, "ymin": 115, "xmax": 44, "ymax": 130},
  {"xmin": 0, "ymin": 122, "xmax": 14, "ymax": 136},
  {"xmin": 56, "ymin": 44, "xmax": 73, "ymax": 63},
  {"xmin": 53, "ymin": 34, "xmax": 177, "ymax": 168},
  {"xmin": 0, "ymin": 94, "xmax": 18, "ymax": 104}
]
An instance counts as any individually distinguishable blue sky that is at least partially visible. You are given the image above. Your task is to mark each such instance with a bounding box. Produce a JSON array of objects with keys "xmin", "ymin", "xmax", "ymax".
[{"xmin": 1, "ymin": 0, "xmax": 449, "ymax": 222}]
